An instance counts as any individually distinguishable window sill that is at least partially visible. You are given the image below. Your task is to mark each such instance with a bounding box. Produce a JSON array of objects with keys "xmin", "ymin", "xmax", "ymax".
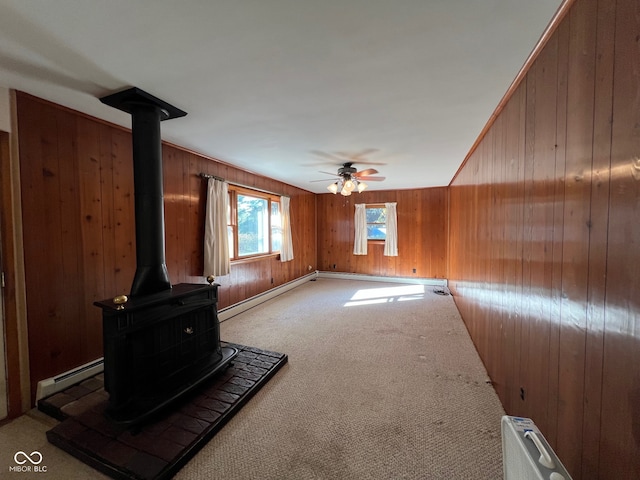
[{"xmin": 231, "ymin": 253, "xmax": 280, "ymax": 265}]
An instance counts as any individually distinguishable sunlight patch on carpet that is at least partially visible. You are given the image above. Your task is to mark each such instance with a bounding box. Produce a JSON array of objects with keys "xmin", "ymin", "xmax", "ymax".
[{"xmin": 345, "ymin": 284, "xmax": 425, "ymax": 306}]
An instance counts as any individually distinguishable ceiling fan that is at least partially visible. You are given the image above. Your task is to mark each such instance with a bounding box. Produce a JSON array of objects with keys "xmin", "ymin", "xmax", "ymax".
[{"xmin": 311, "ymin": 162, "xmax": 386, "ymax": 196}]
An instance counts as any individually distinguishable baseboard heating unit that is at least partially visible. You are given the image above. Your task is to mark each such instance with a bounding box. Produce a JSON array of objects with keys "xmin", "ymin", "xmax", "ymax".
[
  {"xmin": 502, "ymin": 416, "xmax": 572, "ymax": 480},
  {"xmin": 35, "ymin": 357, "xmax": 104, "ymax": 403}
]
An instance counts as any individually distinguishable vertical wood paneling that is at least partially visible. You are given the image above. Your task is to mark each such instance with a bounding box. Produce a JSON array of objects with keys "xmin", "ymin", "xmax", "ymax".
[
  {"xmin": 20, "ymin": 99, "xmax": 67, "ymax": 394},
  {"xmin": 547, "ymin": 16, "xmax": 570, "ymax": 449},
  {"xmin": 449, "ymin": 0, "xmax": 639, "ymax": 478},
  {"xmin": 110, "ymin": 128, "xmax": 135, "ymax": 295},
  {"xmin": 557, "ymin": 1, "xmax": 597, "ymax": 472},
  {"xmin": 581, "ymin": 0, "xmax": 615, "ymax": 476},
  {"xmin": 15, "ymin": 93, "xmax": 316, "ymax": 400},
  {"xmin": 316, "ymin": 188, "xmax": 448, "ymax": 279},
  {"xmin": 504, "ymin": 83, "xmax": 526, "ymax": 415},
  {"xmin": 76, "ymin": 116, "xmax": 107, "ymax": 358},
  {"xmin": 56, "ymin": 109, "xmax": 83, "ymax": 361},
  {"xmin": 477, "ymin": 133, "xmax": 491, "ymax": 368},
  {"xmin": 183, "ymin": 150, "xmax": 199, "ymax": 278},
  {"xmin": 513, "ymin": 82, "xmax": 527, "ymax": 417},
  {"xmin": 489, "ymin": 113, "xmax": 505, "ymax": 402},
  {"xmin": 527, "ymin": 31, "xmax": 559, "ymax": 437},
  {"xmin": 519, "ymin": 68, "xmax": 536, "ymax": 421},
  {"xmin": 99, "ymin": 122, "xmax": 117, "ymax": 300},
  {"xmin": 163, "ymin": 145, "xmax": 183, "ymax": 280},
  {"xmin": 599, "ymin": 0, "xmax": 640, "ymax": 477}
]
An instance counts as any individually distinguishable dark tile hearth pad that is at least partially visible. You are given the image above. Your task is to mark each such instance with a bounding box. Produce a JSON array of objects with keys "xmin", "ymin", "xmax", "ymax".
[{"xmin": 39, "ymin": 342, "xmax": 287, "ymax": 480}]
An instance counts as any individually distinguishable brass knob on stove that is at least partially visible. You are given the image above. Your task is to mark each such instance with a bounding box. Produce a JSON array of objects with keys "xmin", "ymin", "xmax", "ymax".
[{"xmin": 113, "ymin": 294, "xmax": 128, "ymax": 310}]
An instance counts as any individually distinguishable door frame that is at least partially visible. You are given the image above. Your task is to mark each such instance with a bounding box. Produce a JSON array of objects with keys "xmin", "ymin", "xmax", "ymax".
[{"xmin": 0, "ymin": 122, "xmax": 29, "ymax": 417}]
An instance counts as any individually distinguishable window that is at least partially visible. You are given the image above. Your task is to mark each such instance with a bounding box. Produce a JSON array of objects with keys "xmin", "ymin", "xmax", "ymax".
[
  {"xmin": 366, "ymin": 204, "xmax": 387, "ymax": 240},
  {"xmin": 227, "ymin": 186, "xmax": 281, "ymax": 260}
]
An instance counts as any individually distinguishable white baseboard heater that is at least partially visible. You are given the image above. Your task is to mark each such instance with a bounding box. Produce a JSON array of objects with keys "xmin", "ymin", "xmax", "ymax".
[
  {"xmin": 502, "ymin": 416, "xmax": 572, "ymax": 480},
  {"xmin": 218, "ymin": 271, "xmax": 317, "ymax": 322},
  {"xmin": 35, "ymin": 357, "xmax": 104, "ymax": 403}
]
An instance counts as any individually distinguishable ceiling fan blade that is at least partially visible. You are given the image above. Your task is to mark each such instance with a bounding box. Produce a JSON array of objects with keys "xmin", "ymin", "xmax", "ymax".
[
  {"xmin": 318, "ymin": 170, "xmax": 340, "ymax": 177},
  {"xmin": 355, "ymin": 147, "xmax": 379, "ymax": 157},
  {"xmin": 310, "ymin": 150, "xmax": 348, "ymax": 162},
  {"xmin": 309, "ymin": 178, "xmax": 338, "ymax": 183},
  {"xmin": 354, "ymin": 168, "xmax": 378, "ymax": 177},
  {"xmin": 357, "ymin": 176, "xmax": 386, "ymax": 181},
  {"xmin": 336, "ymin": 148, "xmax": 379, "ymax": 160}
]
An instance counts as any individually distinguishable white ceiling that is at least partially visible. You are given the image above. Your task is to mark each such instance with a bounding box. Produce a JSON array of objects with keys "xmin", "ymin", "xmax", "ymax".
[{"xmin": 0, "ymin": 0, "xmax": 561, "ymax": 193}]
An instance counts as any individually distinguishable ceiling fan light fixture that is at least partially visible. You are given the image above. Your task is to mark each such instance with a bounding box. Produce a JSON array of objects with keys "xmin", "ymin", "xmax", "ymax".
[
  {"xmin": 323, "ymin": 162, "xmax": 382, "ymax": 195},
  {"xmin": 344, "ymin": 178, "xmax": 355, "ymax": 192},
  {"xmin": 327, "ymin": 182, "xmax": 339, "ymax": 194}
]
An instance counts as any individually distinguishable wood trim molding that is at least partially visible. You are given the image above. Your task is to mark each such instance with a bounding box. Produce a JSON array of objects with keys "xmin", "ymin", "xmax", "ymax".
[
  {"xmin": 0, "ymin": 131, "xmax": 16, "ymax": 417},
  {"xmin": 11, "ymin": 90, "xmax": 30, "ymax": 414},
  {"xmin": 4, "ymin": 90, "xmax": 31, "ymax": 415}
]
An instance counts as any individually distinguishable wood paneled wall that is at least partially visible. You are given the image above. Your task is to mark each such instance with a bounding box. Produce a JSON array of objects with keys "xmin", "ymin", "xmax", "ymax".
[
  {"xmin": 15, "ymin": 92, "xmax": 316, "ymax": 401},
  {"xmin": 449, "ymin": 0, "xmax": 640, "ymax": 478},
  {"xmin": 317, "ymin": 188, "xmax": 447, "ymax": 278}
]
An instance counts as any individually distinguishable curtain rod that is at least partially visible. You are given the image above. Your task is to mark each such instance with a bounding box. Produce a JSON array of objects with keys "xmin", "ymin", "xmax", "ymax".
[{"xmin": 198, "ymin": 172, "xmax": 288, "ymax": 198}]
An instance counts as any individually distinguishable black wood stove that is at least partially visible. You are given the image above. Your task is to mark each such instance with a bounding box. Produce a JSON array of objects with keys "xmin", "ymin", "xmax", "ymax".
[{"xmin": 94, "ymin": 88, "xmax": 236, "ymax": 426}]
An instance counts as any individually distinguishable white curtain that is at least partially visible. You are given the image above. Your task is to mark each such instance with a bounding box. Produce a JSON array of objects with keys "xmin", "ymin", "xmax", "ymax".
[
  {"xmin": 204, "ymin": 178, "xmax": 231, "ymax": 276},
  {"xmin": 280, "ymin": 196, "xmax": 294, "ymax": 262},
  {"xmin": 384, "ymin": 202, "xmax": 398, "ymax": 256},
  {"xmin": 353, "ymin": 203, "xmax": 368, "ymax": 255}
]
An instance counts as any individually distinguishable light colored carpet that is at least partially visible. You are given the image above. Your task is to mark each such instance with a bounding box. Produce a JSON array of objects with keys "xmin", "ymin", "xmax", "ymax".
[
  {"xmin": 179, "ymin": 278, "xmax": 504, "ymax": 479},
  {"xmin": 0, "ymin": 409, "xmax": 110, "ymax": 479},
  {"xmin": 0, "ymin": 278, "xmax": 505, "ymax": 479}
]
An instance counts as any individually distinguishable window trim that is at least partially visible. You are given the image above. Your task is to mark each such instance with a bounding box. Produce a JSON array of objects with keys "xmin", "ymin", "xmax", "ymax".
[
  {"xmin": 365, "ymin": 203, "xmax": 387, "ymax": 243},
  {"xmin": 227, "ymin": 185, "xmax": 282, "ymax": 261}
]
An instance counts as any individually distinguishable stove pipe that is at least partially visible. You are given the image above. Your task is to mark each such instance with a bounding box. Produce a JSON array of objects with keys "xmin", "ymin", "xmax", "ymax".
[{"xmin": 100, "ymin": 87, "xmax": 187, "ymax": 297}]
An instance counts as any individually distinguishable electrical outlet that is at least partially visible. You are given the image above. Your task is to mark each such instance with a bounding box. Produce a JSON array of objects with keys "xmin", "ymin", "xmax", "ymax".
[
  {"xmin": 412, "ymin": 268, "xmax": 416, "ymax": 273},
  {"xmin": 520, "ymin": 387, "xmax": 525, "ymax": 401}
]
